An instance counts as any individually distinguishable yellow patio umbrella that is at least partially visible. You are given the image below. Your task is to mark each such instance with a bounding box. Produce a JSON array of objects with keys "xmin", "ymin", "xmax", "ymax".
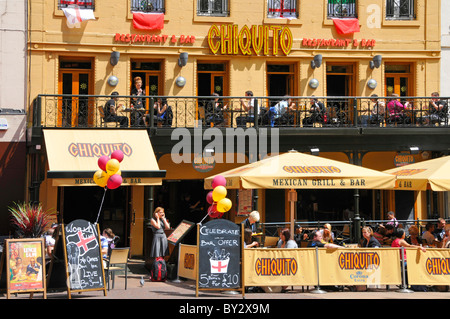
[
  {"xmin": 205, "ymin": 150, "xmax": 396, "ymax": 190},
  {"xmin": 205, "ymin": 150, "xmax": 396, "ymax": 237},
  {"xmin": 383, "ymin": 155, "xmax": 450, "ymax": 191}
]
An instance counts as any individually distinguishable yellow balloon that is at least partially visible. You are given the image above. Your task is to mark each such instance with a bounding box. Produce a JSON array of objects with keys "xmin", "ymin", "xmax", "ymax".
[
  {"xmin": 105, "ymin": 159, "xmax": 120, "ymax": 176},
  {"xmin": 93, "ymin": 169, "xmax": 109, "ymax": 188},
  {"xmin": 212, "ymin": 185, "xmax": 227, "ymax": 202},
  {"xmin": 217, "ymin": 198, "xmax": 232, "ymax": 213}
]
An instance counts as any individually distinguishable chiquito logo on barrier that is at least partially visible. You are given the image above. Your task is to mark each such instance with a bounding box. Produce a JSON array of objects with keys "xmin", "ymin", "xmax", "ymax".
[
  {"xmin": 426, "ymin": 257, "xmax": 450, "ymax": 275},
  {"xmin": 254, "ymin": 258, "xmax": 298, "ymax": 276},
  {"xmin": 171, "ymin": 120, "xmax": 280, "ymax": 165},
  {"xmin": 338, "ymin": 252, "xmax": 381, "ymax": 270}
]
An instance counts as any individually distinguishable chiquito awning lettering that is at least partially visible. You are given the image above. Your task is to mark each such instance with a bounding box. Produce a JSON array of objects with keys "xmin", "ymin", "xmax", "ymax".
[{"xmin": 68, "ymin": 143, "xmax": 132, "ymax": 157}]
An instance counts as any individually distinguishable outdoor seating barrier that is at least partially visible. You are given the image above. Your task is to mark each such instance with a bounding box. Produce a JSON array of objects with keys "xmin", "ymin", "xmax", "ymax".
[{"xmin": 178, "ymin": 244, "xmax": 450, "ymax": 293}]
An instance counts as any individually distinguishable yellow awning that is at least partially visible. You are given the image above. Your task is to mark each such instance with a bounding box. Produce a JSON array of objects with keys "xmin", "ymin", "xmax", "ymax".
[
  {"xmin": 383, "ymin": 155, "xmax": 450, "ymax": 191},
  {"xmin": 43, "ymin": 129, "xmax": 165, "ymax": 186},
  {"xmin": 205, "ymin": 150, "xmax": 396, "ymax": 190}
]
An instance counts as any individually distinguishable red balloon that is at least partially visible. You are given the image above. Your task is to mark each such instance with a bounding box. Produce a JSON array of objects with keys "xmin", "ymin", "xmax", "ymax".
[
  {"xmin": 111, "ymin": 149, "xmax": 124, "ymax": 163},
  {"xmin": 208, "ymin": 203, "xmax": 220, "ymax": 218},
  {"xmin": 206, "ymin": 191, "xmax": 214, "ymax": 205},
  {"xmin": 212, "ymin": 175, "xmax": 227, "ymax": 189},
  {"xmin": 107, "ymin": 174, "xmax": 122, "ymax": 190},
  {"xmin": 98, "ymin": 155, "xmax": 110, "ymax": 171}
]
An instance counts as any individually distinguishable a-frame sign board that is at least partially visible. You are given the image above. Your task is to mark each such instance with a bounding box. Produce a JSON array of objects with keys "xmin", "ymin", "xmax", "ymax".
[
  {"xmin": 0, "ymin": 238, "xmax": 47, "ymax": 299},
  {"xmin": 60, "ymin": 219, "xmax": 107, "ymax": 299}
]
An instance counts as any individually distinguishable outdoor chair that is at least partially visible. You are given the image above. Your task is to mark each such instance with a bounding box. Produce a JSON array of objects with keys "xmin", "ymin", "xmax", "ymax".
[
  {"xmin": 98, "ymin": 104, "xmax": 118, "ymax": 127},
  {"xmin": 105, "ymin": 247, "xmax": 130, "ymax": 291},
  {"xmin": 263, "ymin": 236, "xmax": 279, "ymax": 248}
]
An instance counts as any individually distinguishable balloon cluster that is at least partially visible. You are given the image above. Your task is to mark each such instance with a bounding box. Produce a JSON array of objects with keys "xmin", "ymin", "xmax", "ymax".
[
  {"xmin": 93, "ymin": 150, "xmax": 124, "ymax": 190},
  {"xmin": 206, "ymin": 175, "xmax": 232, "ymax": 219}
]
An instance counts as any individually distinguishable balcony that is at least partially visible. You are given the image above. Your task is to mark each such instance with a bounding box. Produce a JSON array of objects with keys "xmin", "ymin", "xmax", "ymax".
[
  {"xmin": 32, "ymin": 94, "xmax": 450, "ymax": 129},
  {"xmin": 30, "ymin": 94, "xmax": 450, "ymax": 155}
]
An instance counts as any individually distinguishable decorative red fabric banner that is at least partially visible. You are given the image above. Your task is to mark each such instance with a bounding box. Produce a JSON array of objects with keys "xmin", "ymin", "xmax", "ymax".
[
  {"xmin": 332, "ymin": 18, "xmax": 360, "ymax": 35},
  {"xmin": 132, "ymin": 12, "xmax": 164, "ymax": 31}
]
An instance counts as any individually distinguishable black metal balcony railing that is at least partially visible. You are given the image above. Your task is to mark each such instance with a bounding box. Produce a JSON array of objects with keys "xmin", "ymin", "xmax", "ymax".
[
  {"xmin": 197, "ymin": 0, "xmax": 229, "ymax": 17},
  {"xmin": 130, "ymin": 0, "xmax": 165, "ymax": 13},
  {"xmin": 327, "ymin": 0, "xmax": 357, "ymax": 18},
  {"xmin": 33, "ymin": 95, "xmax": 450, "ymax": 129},
  {"xmin": 386, "ymin": 0, "xmax": 415, "ymax": 20}
]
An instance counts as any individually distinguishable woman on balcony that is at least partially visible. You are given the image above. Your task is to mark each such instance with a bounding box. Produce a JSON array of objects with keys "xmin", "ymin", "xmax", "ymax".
[
  {"xmin": 130, "ymin": 76, "xmax": 146, "ymax": 126},
  {"xmin": 387, "ymin": 93, "xmax": 410, "ymax": 124}
]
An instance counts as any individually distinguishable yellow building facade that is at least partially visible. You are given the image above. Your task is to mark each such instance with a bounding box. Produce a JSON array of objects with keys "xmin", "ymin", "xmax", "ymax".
[{"xmin": 28, "ymin": 0, "xmax": 442, "ymax": 256}]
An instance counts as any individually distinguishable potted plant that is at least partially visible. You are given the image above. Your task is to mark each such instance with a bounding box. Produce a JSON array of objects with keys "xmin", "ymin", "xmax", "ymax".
[{"xmin": 8, "ymin": 202, "xmax": 56, "ymax": 238}]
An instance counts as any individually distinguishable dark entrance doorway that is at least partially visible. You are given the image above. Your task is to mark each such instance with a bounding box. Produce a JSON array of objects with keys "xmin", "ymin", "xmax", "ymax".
[{"xmin": 59, "ymin": 186, "xmax": 130, "ymax": 247}]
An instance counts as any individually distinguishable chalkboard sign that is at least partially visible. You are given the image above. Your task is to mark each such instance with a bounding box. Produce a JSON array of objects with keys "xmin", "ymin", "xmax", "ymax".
[
  {"xmin": 167, "ymin": 220, "xmax": 195, "ymax": 246},
  {"xmin": 62, "ymin": 219, "xmax": 106, "ymax": 297},
  {"xmin": 197, "ymin": 219, "xmax": 241, "ymax": 292}
]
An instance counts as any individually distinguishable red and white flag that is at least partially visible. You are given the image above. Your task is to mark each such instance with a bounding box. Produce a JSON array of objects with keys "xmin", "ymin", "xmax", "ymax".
[
  {"xmin": 132, "ymin": 12, "xmax": 164, "ymax": 31},
  {"xmin": 332, "ymin": 18, "xmax": 360, "ymax": 35},
  {"xmin": 62, "ymin": 6, "xmax": 95, "ymax": 28}
]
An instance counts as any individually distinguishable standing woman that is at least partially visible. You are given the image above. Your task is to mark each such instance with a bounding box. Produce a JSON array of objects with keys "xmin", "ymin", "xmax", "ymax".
[
  {"xmin": 392, "ymin": 228, "xmax": 426, "ymax": 264},
  {"xmin": 150, "ymin": 207, "xmax": 170, "ymax": 258},
  {"xmin": 130, "ymin": 76, "xmax": 146, "ymax": 126}
]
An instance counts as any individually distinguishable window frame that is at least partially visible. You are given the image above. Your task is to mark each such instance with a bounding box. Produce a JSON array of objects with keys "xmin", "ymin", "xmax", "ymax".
[
  {"xmin": 326, "ymin": 0, "xmax": 357, "ymax": 19},
  {"xmin": 196, "ymin": 0, "xmax": 229, "ymax": 17},
  {"xmin": 267, "ymin": 0, "xmax": 298, "ymax": 19},
  {"xmin": 58, "ymin": 0, "xmax": 95, "ymax": 10},
  {"xmin": 130, "ymin": 0, "xmax": 165, "ymax": 14},
  {"xmin": 385, "ymin": 0, "xmax": 415, "ymax": 20}
]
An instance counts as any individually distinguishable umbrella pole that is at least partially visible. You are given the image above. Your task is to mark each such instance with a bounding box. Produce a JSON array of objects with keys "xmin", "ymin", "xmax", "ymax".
[
  {"xmin": 289, "ymin": 189, "xmax": 297, "ymax": 238},
  {"xmin": 353, "ymin": 189, "xmax": 361, "ymax": 244}
]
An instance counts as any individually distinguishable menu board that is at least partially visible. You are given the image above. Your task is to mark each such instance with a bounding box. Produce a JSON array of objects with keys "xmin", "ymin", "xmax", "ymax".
[
  {"xmin": 3, "ymin": 238, "xmax": 46, "ymax": 298},
  {"xmin": 198, "ymin": 219, "xmax": 241, "ymax": 290},
  {"xmin": 167, "ymin": 220, "xmax": 195, "ymax": 245},
  {"xmin": 63, "ymin": 219, "xmax": 105, "ymax": 295}
]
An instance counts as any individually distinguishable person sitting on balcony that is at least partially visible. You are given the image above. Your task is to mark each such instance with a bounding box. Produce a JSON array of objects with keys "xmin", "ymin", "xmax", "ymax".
[
  {"xmin": 423, "ymin": 92, "xmax": 448, "ymax": 125},
  {"xmin": 104, "ymin": 92, "xmax": 129, "ymax": 128},
  {"xmin": 205, "ymin": 93, "xmax": 227, "ymax": 126},
  {"xmin": 302, "ymin": 96, "xmax": 325, "ymax": 126},
  {"xmin": 236, "ymin": 90, "xmax": 259, "ymax": 127},
  {"xmin": 361, "ymin": 94, "xmax": 386, "ymax": 126},
  {"xmin": 269, "ymin": 96, "xmax": 296, "ymax": 127},
  {"xmin": 387, "ymin": 93, "xmax": 410, "ymax": 124}
]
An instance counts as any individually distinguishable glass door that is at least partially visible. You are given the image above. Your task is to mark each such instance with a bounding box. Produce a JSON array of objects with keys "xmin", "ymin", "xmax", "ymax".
[
  {"xmin": 384, "ymin": 63, "xmax": 413, "ymax": 98},
  {"xmin": 58, "ymin": 59, "xmax": 94, "ymax": 127},
  {"xmin": 131, "ymin": 60, "xmax": 163, "ymax": 115}
]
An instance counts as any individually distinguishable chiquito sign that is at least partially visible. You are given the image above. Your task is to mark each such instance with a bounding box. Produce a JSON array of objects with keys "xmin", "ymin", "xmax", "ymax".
[{"xmin": 207, "ymin": 24, "xmax": 293, "ymax": 56}]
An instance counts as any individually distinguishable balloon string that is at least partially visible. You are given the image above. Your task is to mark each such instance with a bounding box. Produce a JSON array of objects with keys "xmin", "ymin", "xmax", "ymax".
[
  {"xmin": 95, "ymin": 187, "xmax": 108, "ymax": 225},
  {"xmin": 199, "ymin": 213, "xmax": 209, "ymax": 225}
]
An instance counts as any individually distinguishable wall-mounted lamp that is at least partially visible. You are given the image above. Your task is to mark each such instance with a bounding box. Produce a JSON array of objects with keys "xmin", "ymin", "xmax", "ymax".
[
  {"xmin": 409, "ymin": 146, "xmax": 420, "ymax": 155},
  {"xmin": 175, "ymin": 76, "xmax": 186, "ymax": 87},
  {"xmin": 310, "ymin": 147, "xmax": 320, "ymax": 156},
  {"xmin": 367, "ymin": 79, "xmax": 377, "ymax": 89},
  {"xmin": 309, "ymin": 78, "xmax": 319, "ymax": 89},
  {"xmin": 107, "ymin": 75, "xmax": 119, "ymax": 87},
  {"xmin": 310, "ymin": 54, "xmax": 322, "ymax": 69},
  {"xmin": 369, "ymin": 55, "xmax": 382, "ymax": 69},
  {"xmin": 178, "ymin": 52, "xmax": 188, "ymax": 67},
  {"xmin": 110, "ymin": 51, "xmax": 120, "ymax": 66}
]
